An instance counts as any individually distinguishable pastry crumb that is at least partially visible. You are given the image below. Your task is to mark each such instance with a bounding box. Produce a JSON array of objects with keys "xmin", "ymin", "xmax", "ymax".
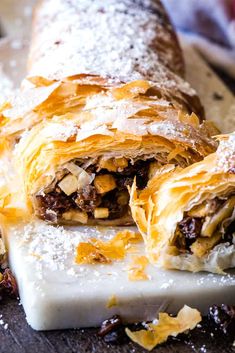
[
  {"xmin": 128, "ymin": 255, "xmax": 149, "ymax": 281},
  {"xmin": 106, "ymin": 294, "xmax": 118, "ymax": 308},
  {"xmin": 75, "ymin": 230, "xmax": 142, "ymax": 264},
  {"xmin": 125, "ymin": 305, "xmax": 201, "ymax": 351}
]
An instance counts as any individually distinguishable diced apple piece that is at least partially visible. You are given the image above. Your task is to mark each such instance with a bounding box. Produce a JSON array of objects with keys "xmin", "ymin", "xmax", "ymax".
[
  {"xmin": 77, "ymin": 170, "xmax": 94, "ymax": 190},
  {"xmin": 190, "ymin": 232, "xmax": 221, "ymax": 258},
  {"xmin": 62, "ymin": 210, "xmax": 88, "ymax": 224},
  {"xmin": 115, "ymin": 157, "xmax": 128, "ymax": 169},
  {"xmin": 98, "ymin": 157, "xmax": 128, "ymax": 172},
  {"xmin": 94, "ymin": 208, "xmax": 109, "ymax": 219},
  {"xmin": 94, "ymin": 174, "xmax": 116, "ymax": 194},
  {"xmin": 99, "ymin": 158, "xmax": 117, "ymax": 172},
  {"xmin": 188, "ymin": 202, "xmax": 209, "ymax": 218},
  {"xmin": 201, "ymin": 196, "xmax": 235, "ymax": 237},
  {"xmin": 65, "ymin": 162, "xmax": 83, "ymax": 176},
  {"xmin": 148, "ymin": 161, "xmax": 160, "ymax": 179},
  {"xmin": 64, "ymin": 163, "xmax": 94, "ymax": 189},
  {"xmin": 58, "ymin": 174, "xmax": 78, "ymax": 195}
]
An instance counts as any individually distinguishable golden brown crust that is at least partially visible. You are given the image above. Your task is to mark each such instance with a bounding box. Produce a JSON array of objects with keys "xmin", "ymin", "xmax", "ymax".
[
  {"xmin": 27, "ymin": 0, "xmax": 204, "ymax": 118},
  {"xmin": 11, "ymin": 77, "xmax": 215, "ymax": 226},
  {"xmin": 130, "ymin": 133, "xmax": 235, "ymax": 273},
  {"xmin": 0, "ymin": 74, "xmax": 207, "ymax": 145},
  {"xmin": 0, "ymin": 0, "xmax": 216, "ymax": 227},
  {"xmin": 29, "ymin": 0, "xmax": 184, "ymax": 78},
  {"xmin": 0, "ymin": 0, "xmax": 206, "ymax": 146}
]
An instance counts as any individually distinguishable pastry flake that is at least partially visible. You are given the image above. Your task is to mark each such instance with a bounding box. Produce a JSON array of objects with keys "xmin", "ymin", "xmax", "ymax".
[{"xmin": 125, "ymin": 305, "xmax": 201, "ymax": 351}]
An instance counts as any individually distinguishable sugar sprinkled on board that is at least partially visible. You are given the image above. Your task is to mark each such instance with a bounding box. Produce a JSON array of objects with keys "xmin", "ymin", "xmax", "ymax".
[
  {"xmin": 160, "ymin": 279, "xmax": 174, "ymax": 289},
  {"xmin": 12, "ymin": 221, "xmax": 132, "ymax": 281},
  {"xmin": 10, "ymin": 220, "xmax": 235, "ymax": 301},
  {"xmin": 0, "ymin": 315, "xmax": 8, "ymax": 330},
  {"xmin": 196, "ymin": 273, "xmax": 235, "ymax": 287}
]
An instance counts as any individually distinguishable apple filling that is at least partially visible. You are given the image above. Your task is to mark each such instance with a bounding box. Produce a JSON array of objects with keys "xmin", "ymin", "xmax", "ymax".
[
  {"xmin": 35, "ymin": 157, "xmax": 160, "ymax": 224},
  {"xmin": 175, "ymin": 196, "xmax": 235, "ymax": 257}
]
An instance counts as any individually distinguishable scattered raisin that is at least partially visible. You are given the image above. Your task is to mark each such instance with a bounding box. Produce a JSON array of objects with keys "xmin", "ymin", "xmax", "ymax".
[
  {"xmin": 98, "ymin": 315, "xmax": 127, "ymax": 345},
  {"xmin": 103, "ymin": 327, "xmax": 128, "ymax": 345},
  {"xmin": 208, "ymin": 304, "xmax": 235, "ymax": 334},
  {"xmin": 0, "ymin": 269, "xmax": 18, "ymax": 298},
  {"xmin": 98, "ymin": 315, "xmax": 122, "ymax": 337}
]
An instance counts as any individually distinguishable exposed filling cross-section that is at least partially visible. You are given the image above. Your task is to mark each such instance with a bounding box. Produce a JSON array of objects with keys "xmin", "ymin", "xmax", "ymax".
[
  {"xmin": 36, "ymin": 157, "xmax": 158, "ymax": 224},
  {"xmin": 174, "ymin": 196, "xmax": 235, "ymax": 257}
]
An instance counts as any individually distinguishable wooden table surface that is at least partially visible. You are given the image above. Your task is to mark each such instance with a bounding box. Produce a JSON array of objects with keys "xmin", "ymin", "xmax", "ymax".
[
  {"xmin": 0, "ymin": 297, "xmax": 234, "ymax": 353},
  {"xmin": 0, "ymin": 70, "xmax": 233, "ymax": 353}
]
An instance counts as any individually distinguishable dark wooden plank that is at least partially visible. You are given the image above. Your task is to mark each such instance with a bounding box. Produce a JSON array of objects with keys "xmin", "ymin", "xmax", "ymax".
[{"xmin": 0, "ymin": 298, "xmax": 234, "ymax": 353}]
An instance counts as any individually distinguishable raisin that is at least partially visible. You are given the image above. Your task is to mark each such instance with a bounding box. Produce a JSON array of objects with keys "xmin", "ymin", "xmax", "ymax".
[
  {"xmin": 98, "ymin": 315, "xmax": 128, "ymax": 345},
  {"xmin": 116, "ymin": 176, "xmax": 134, "ymax": 189},
  {"xmin": 208, "ymin": 304, "xmax": 235, "ymax": 334},
  {"xmin": 135, "ymin": 162, "xmax": 150, "ymax": 189},
  {"xmin": 118, "ymin": 160, "xmax": 151, "ymax": 190},
  {"xmin": 103, "ymin": 327, "xmax": 128, "ymax": 345},
  {"xmin": 223, "ymin": 221, "xmax": 235, "ymax": 244},
  {"xmin": 178, "ymin": 217, "xmax": 202, "ymax": 248},
  {"xmin": 36, "ymin": 192, "xmax": 75, "ymax": 215},
  {"xmin": 75, "ymin": 185, "xmax": 101, "ymax": 212},
  {"xmin": 101, "ymin": 192, "xmax": 127, "ymax": 219},
  {"xmin": 98, "ymin": 315, "xmax": 122, "ymax": 337},
  {"xmin": 0, "ymin": 269, "xmax": 18, "ymax": 298}
]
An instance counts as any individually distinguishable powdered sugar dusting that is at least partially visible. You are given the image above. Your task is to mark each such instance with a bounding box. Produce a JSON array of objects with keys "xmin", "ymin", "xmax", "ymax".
[
  {"xmin": 216, "ymin": 133, "xmax": 235, "ymax": 172},
  {"xmin": 7, "ymin": 220, "xmax": 235, "ymax": 329},
  {"xmin": 43, "ymin": 121, "xmax": 79, "ymax": 141},
  {"xmin": 28, "ymin": 0, "xmax": 196, "ymax": 98},
  {"xmin": 11, "ymin": 221, "xmax": 134, "ymax": 278},
  {"xmin": 10, "ymin": 221, "xmax": 235, "ymax": 289}
]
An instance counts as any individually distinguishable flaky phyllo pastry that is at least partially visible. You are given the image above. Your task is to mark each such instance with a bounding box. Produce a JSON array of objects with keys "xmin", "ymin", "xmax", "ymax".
[
  {"xmin": 13, "ymin": 76, "xmax": 216, "ymax": 226},
  {"xmin": 130, "ymin": 133, "xmax": 235, "ymax": 273},
  {"xmin": 0, "ymin": 0, "xmax": 216, "ymax": 226},
  {"xmin": 0, "ymin": 0, "xmax": 205, "ymax": 143}
]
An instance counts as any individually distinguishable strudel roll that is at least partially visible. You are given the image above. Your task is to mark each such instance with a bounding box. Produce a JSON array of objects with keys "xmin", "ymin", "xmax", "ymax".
[
  {"xmin": 130, "ymin": 133, "xmax": 235, "ymax": 273},
  {"xmin": 7, "ymin": 0, "xmax": 216, "ymax": 225},
  {"xmin": 0, "ymin": 0, "xmax": 206, "ymax": 142},
  {"xmin": 15, "ymin": 89, "xmax": 215, "ymax": 225}
]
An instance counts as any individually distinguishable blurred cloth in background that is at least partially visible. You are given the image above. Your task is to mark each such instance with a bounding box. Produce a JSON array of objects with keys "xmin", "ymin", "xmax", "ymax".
[{"xmin": 162, "ymin": 0, "xmax": 235, "ymax": 78}]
